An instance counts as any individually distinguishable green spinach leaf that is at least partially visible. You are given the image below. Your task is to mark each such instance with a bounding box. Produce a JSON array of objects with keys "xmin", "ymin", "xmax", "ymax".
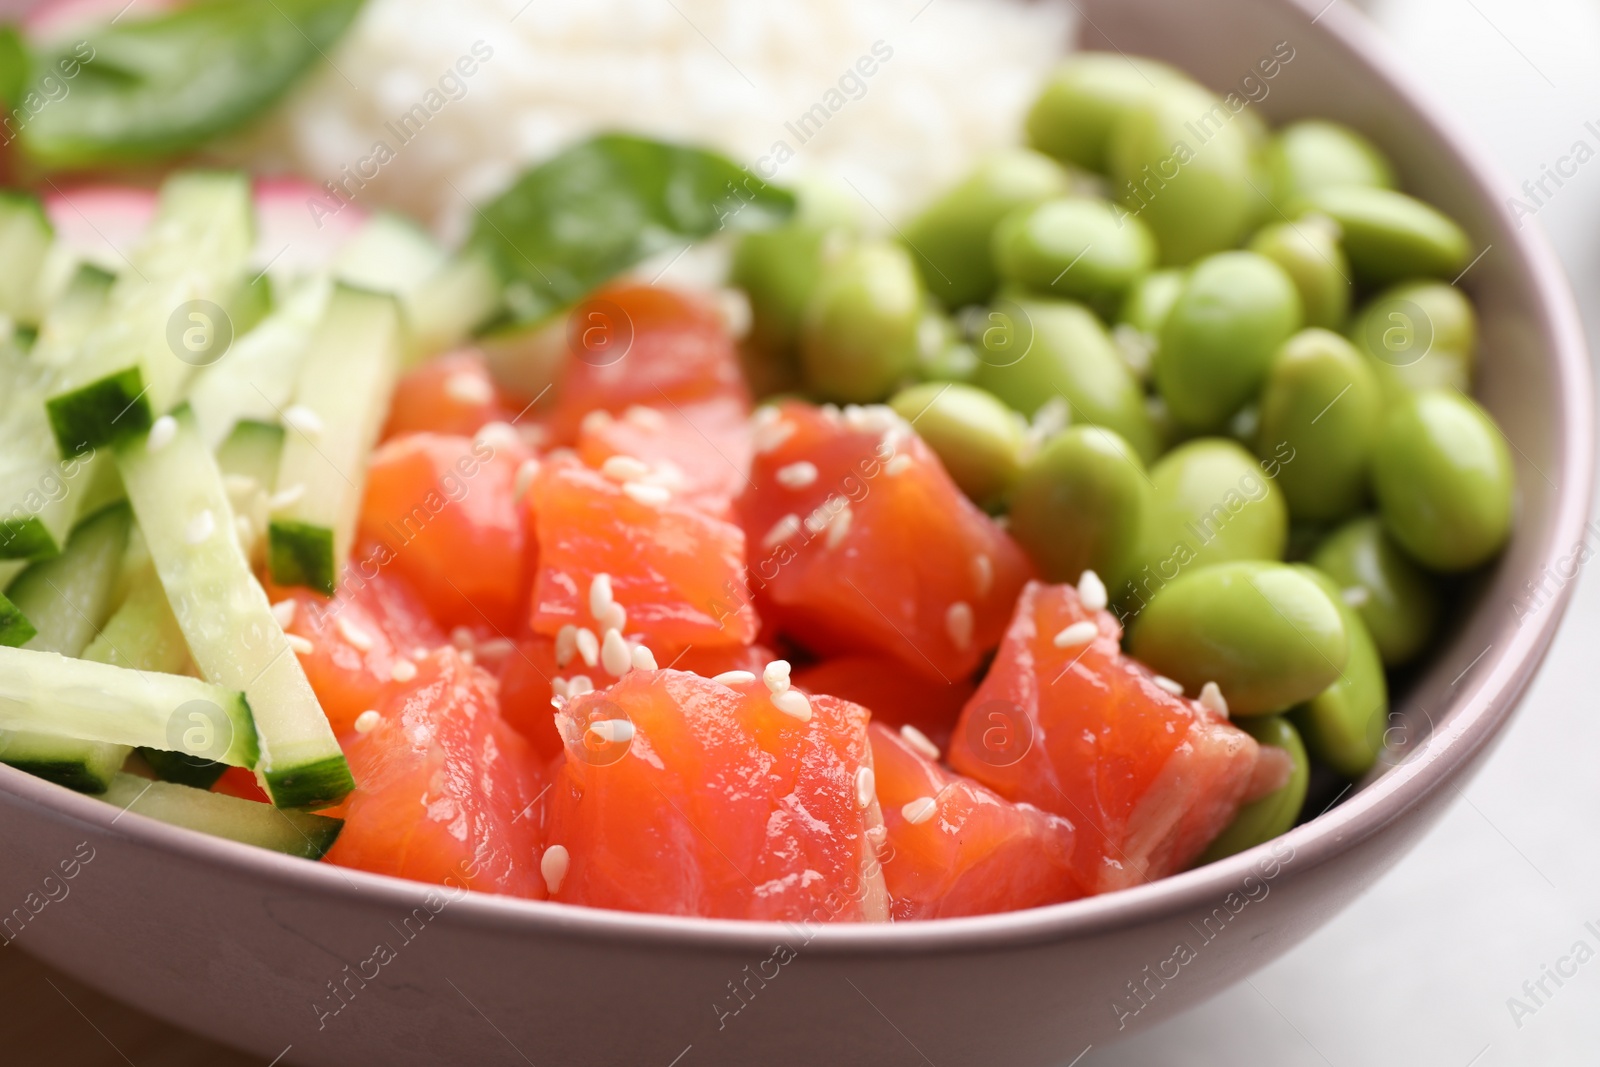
[
  {"xmin": 18, "ymin": 0, "xmax": 364, "ymax": 170},
  {"xmin": 469, "ymin": 133, "xmax": 795, "ymax": 327}
]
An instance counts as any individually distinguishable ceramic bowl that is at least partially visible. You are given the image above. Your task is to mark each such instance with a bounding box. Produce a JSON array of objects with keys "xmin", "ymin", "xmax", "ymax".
[{"xmin": 0, "ymin": 0, "xmax": 1590, "ymax": 1063}]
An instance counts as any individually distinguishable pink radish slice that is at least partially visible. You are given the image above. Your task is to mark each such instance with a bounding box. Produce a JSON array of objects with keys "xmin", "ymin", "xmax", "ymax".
[
  {"xmin": 252, "ymin": 176, "xmax": 368, "ymax": 277},
  {"xmin": 43, "ymin": 184, "xmax": 158, "ymax": 270},
  {"xmin": 24, "ymin": 0, "xmax": 181, "ymax": 41},
  {"xmin": 42, "ymin": 179, "xmax": 368, "ymax": 277}
]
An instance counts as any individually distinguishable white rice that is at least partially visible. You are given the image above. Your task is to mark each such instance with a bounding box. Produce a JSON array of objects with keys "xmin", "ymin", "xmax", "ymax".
[{"xmin": 221, "ymin": 0, "xmax": 1075, "ymax": 247}]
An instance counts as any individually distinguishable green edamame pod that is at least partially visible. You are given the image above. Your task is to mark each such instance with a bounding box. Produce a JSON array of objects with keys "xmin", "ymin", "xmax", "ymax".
[
  {"xmin": 1256, "ymin": 328, "xmax": 1381, "ymax": 522},
  {"xmin": 1128, "ymin": 560, "xmax": 1349, "ymax": 716},
  {"xmin": 1293, "ymin": 186, "xmax": 1470, "ymax": 286},
  {"xmin": 1108, "ymin": 81, "xmax": 1263, "ymax": 265},
  {"xmin": 730, "ymin": 183, "xmax": 859, "ymax": 381},
  {"xmin": 1291, "ymin": 566, "xmax": 1389, "ymax": 777},
  {"xmin": 1118, "ymin": 267, "xmax": 1185, "ymax": 336},
  {"xmin": 901, "ymin": 149, "xmax": 1071, "ymax": 309},
  {"xmin": 889, "ymin": 382, "xmax": 1025, "ymax": 506},
  {"xmin": 799, "ymin": 240, "xmax": 923, "ymax": 403},
  {"xmin": 1247, "ymin": 216, "xmax": 1352, "ymax": 331},
  {"xmin": 991, "ymin": 197, "xmax": 1157, "ymax": 313},
  {"xmin": 972, "ymin": 296, "xmax": 1159, "ymax": 461},
  {"xmin": 1350, "ymin": 279, "xmax": 1478, "ymax": 398},
  {"xmin": 1118, "ymin": 438, "xmax": 1288, "ymax": 615},
  {"xmin": 1264, "ymin": 120, "xmax": 1396, "ymax": 209},
  {"xmin": 1371, "ymin": 390, "xmax": 1514, "ymax": 572},
  {"xmin": 1008, "ymin": 425, "xmax": 1150, "ymax": 591},
  {"xmin": 1197, "ymin": 715, "xmax": 1309, "ymax": 862},
  {"xmin": 1155, "ymin": 251, "xmax": 1303, "ymax": 432},
  {"xmin": 1310, "ymin": 515, "xmax": 1439, "ymax": 666},
  {"xmin": 1025, "ymin": 52, "xmax": 1190, "ymax": 173}
]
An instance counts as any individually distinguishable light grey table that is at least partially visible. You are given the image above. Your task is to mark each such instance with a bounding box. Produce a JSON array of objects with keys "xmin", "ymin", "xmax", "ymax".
[{"xmin": 1099, "ymin": 1, "xmax": 1600, "ymax": 1063}]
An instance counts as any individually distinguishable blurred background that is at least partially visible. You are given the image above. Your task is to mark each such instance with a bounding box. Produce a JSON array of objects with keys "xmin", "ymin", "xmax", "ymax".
[{"xmin": 4, "ymin": 0, "xmax": 1598, "ymax": 1063}]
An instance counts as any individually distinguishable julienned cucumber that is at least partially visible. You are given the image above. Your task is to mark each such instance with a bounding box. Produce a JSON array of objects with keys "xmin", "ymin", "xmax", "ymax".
[
  {"xmin": 0, "ymin": 266, "xmax": 114, "ymax": 559},
  {"xmin": 46, "ymin": 171, "xmax": 254, "ymax": 456},
  {"xmin": 97, "ymin": 774, "xmax": 343, "ymax": 860},
  {"xmin": 268, "ymin": 285, "xmax": 403, "ymax": 595},
  {"xmin": 216, "ymin": 419, "xmax": 285, "ymax": 567},
  {"xmin": 115, "ymin": 406, "xmax": 352, "ymax": 810},
  {"xmin": 188, "ymin": 212, "xmax": 446, "ymax": 450},
  {"xmin": 0, "ymin": 646, "xmax": 258, "ymax": 766},
  {"xmin": 9, "ymin": 503, "xmax": 133, "ymax": 655},
  {"xmin": 409, "ymin": 249, "xmax": 503, "ymax": 362},
  {"xmin": 83, "ymin": 559, "xmax": 224, "ymax": 789},
  {"xmin": 188, "ymin": 273, "xmax": 331, "ymax": 450},
  {"xmin": 0, "ymin": 504, "xmax": 134, "ymax": 792},
  {"xmin": 0, "ymin": 191, "xmax": 55, "ymax": 326}
]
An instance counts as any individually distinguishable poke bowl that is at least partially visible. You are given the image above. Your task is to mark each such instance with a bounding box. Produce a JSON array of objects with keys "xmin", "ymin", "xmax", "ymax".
[{"xmin": 0, "ymin": 0, "xmax": 1589, "ymax": 1064}]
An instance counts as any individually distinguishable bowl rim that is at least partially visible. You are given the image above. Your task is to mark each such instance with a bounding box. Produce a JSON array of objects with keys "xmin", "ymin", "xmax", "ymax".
[{"xmin": 2, "ymin": 0, "xmax": 1592, "ymax": 959}]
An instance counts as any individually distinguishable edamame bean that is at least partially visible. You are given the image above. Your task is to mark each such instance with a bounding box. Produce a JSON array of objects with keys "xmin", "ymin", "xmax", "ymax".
[
  {"xmin": 1350, "ymin": 279, "xmax": 1478, "ymax": 398},
  {"xmin": 1310, "ymin": 515, "xmax": 1439, "ymax": 666},
  {"xmin": 1008, "ymin": 425, "xmax": 1150, "ymax": 590},
  {"xmin": 973, "ymin": 296, "xmax": 1160, "ymax": 461},
  {"xmin": 1256, "ymin": 328, "xmax": 1381, "ymax": 521},
  {"xmin": 1246, "ymin": 216, "xmax": 1351, "ymax": 330},
  {"xmin": 1264, "ymin": 120, "xmax": 1396, "ymax": 208},
  {"xmin": 991, "ymin": 197, "xmax": 1157, "ymax": 313},
  {"xmin": 1025, "ymin": 52, "xmax": 1189, "ymax": 172},
  {"xmin": 1108, "ymin": 81, "xmax": 1264, "ymax": 264},
  {"xmin": 901, "ymin": 149, "xmax": 1071, "ymax": 309},
  {"xmin": 889, "ymin": 382, "xmax": 1026, "ymax": 506},
  {"xmin": 1371, "ymin": 390, "xmax": 1514, "ymax": 572},
  {"xmin": 1118, "ymin": 267, "xmax": 1186, "ymax": 336},
  {"xmin": 1128, "ymin": 560, "xmax": 1349, "ymax": 716},
  {"xmin": 1290, "ymin": 566, "xmax": 1389, "ymax": 777},
  {"xmin": 1118, "ymin": 438, "xmax": 1288, "ymax": 615},
  {"xmin": 1293, "ymin": 186, "xmax": 1470, "ymax": 286},
  {"xmin": 730, "ymin": 183, "xmax": 859, "ymax": 395},
  {"xmin": 800, "ymin": 240, "xmax": 923, "ymax": 403},
  {"xmin": 1155, "ymin": 251, "xmax": 1303, "ymax": 432},
  {"xmin": 1197, "ymin": 715, "xmax": 1309, "ymax": 863},
  {"xmin": 909, "ymin": 306, "xmax": 982, "ymax": 384}
]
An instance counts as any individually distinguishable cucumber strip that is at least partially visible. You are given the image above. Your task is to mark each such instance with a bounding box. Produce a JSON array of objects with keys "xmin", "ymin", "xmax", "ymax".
[
  {"xmin": 188, "ymin": 273, "xmax": 332, "ymax": 450},
  {"xmin": 10, "ymin": 503, "xmax": 132, "ymax": 654},
  {"xmin": 335, "ymin": 212, "xmax": 445, "ymax": 298},
  {"xmin": 0, "ymin": 267, "xmax": 113, "ymax": 559},
  {"xmin": 46, "ymin": 171, "xmax": 254, "ymax": 456},
  {"xmin": 97, "ymin": 774, "xmax": 342, "ymax": 860},
  {"xmin": 217, "ymin": 419, "xmax": 284, "ymax": 568},
  {"xmin": 189, "ymin": 213, "xmax": 446, "ymax": 451},
  {"xmin": 138, "ymin": 748, "xmax": 227, "ymax": 791},
  {"xmin": 84, "ymin": 558, "xmax": 224, "ymax": 789},
  {"xmin": 409, "ymin": 248, "xmax": 503, "ymax": 361},
  {"xmin": 216, "ymin": 419, "xmax": 285, "ymax": 487},
  {"xmin": 0, "ymin": 591, "xmax": 35, "ymax": 646},
  {"xmin": 1, "ymin": 503, "xmax": 134, "ymax": 791},
  {"xmin": 82, "ymin": 561, "xmax": 190, "ymax": 674},
  {"xmin": 0, "ymin": 191, "xmax": 56, "ymax": 326},
  {"xmin": 267, "ymin": 284, "xmax": 402, "ymax": 595},
  {"xmin": 0, "ymin": 646, "xmax": 257, "ymax": 767},
  {"xmin": 115, "ymin": 406, "xmax": 352, "ymax": 809}
]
